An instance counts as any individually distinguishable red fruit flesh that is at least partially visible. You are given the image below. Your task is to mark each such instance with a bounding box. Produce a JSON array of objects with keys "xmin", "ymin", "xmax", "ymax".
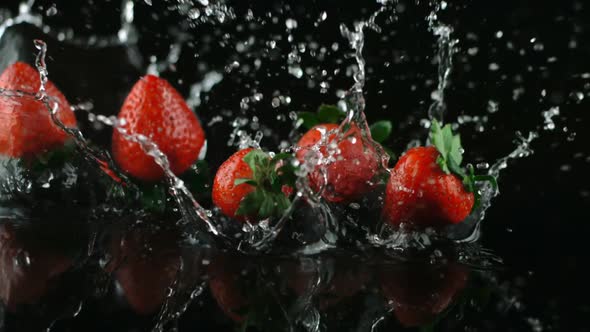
[
  {"xmin": 383, "ymin": 146, "xmax": 474, "ymax": 228},
  {"xmin": 212, "ymin": 148, "xmax": 255, "ymax": 220},
  {"xmin": 112, "ymin": 74, "xmax": 205, "ymax": 182},
  {"xmin": 0, "ymin": 62, "xmax": 76, "ymax": 158},
  {"xmin": 296, "ymin": 123, "xmax": 380, "ymax": 203}
]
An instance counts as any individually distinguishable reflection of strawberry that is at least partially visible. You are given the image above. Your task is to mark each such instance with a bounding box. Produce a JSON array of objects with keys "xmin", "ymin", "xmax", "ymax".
[
  {"xmin": 0, "ymin": 224, "xmax": 72, "ymax": 312},
  {"xmin": 108, "ymin": 226, "xmax": 181, "ymax": 315},
  {"xmin": 212, "ymin": 148, "xmax": 295, "ymax": 221},
  {"xmin": 383, "ymin": 120, "xmax": 496, "ymax": 228},
  {"xmin": 0, "ymin": 62, "xmax": 76, "ymax": 158},
  {"xmin": 282, "ymin": 258, "xmax": 371, "ymax": 310},
  {"xmin": 379, "ymin": 262, "xmax": 468, "ymax": 327},
  {"xmin": 112, "ymin": 75, "xmax": 206, "ymax": 182},
  {"xmin": 296, "ymin": 123, "xmax": 380, "ymax": 203},
  {"xmin": 207, "ymin": 253, "xmax": 249, "ymax": 322}
]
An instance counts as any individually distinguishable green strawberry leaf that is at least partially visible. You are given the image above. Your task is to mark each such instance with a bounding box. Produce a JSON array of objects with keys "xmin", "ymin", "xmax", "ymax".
[
  {"xmin": 369, "ymin": 120, "xmax": 393, "ymax": 143},
  {"xmin": 430, "ymin": 119, "xmax": 498, "ymax": 200},
  {"xmin": 297, "ymin": 111, "xmax": 320, "ymax": 130},
  {"xmin": 236, "ymin": 188, "xmax": 264, "ymax": 216},
  {"xmin": 277, "ymin": 163, "xmax": 297, "ymax": 188},
  {"xmin": 258, "ymin": 192, "xmax": 275, "ymax": 219},
  {"xmin": 317, "ymin": 104, "xmax": 345, "ymax": 124},
  {"xmin": 234, "ymin": 149, "xmax": 299, "ymax": 219},
  {"xmin": 234, "ymin": 178, "xmax": 258, "ymax": 186},
  {"xmin": 243, "ymin": 149, "xmax": 269, "ymax": 176}
]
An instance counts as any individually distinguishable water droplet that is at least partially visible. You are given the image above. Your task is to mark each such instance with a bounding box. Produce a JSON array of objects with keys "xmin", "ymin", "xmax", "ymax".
[
  {"xmin": 285, "ymin": 18, "xmax": 298, "ymax": 30},
  {"xmin": 487, "ymin": 100, "xmax": 499, "ymax": 113},
  {"xmin": 45, "ymin": 5, "xmax": 57, "ymax": 16},
  {"xmin": 271, "ymin": 97, "xmax": 281, "ymax": 108}
]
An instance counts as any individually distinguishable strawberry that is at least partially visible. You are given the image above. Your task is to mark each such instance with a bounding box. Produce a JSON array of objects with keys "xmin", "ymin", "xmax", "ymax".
[
  {"xmin": 383, "ymin": 120, "xmax": 496, "ymax": 228},
  {"xmin": 379, "ymin": 262, "xmax": 469, "ymax": 327},
  {"xmin": 0, "ymin": 62, "xmax": 76, "ymax": 158},
  {"xmin": 112, "ymin": 74, "xmax": 206, "ymax": 182},
  {"xmin": 296, "ymin": 122, "xmax": 381, "ymax": 203},
  {"xmin": 212, "ymin": 148, "xmax": 296, "ymax": 221}
]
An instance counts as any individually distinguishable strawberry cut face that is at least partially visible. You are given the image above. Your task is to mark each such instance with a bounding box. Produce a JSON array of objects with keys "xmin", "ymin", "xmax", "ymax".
[
  {"xmin": 112, "ymin": 75, "xmax": 206, "ymax": 182},
  {"xmin": 0, "ymin": 62, "xmax": 76, "ymax": 159}
]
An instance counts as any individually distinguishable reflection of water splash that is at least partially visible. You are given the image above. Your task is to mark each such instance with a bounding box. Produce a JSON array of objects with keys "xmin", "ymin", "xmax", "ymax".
[{"xmin": 426, "ymin": 1, "xmax": 459, "ymax": 123}]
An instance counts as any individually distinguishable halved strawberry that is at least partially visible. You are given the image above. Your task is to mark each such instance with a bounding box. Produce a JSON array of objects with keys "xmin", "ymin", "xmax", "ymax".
[
  {"xmin": 0, "ymin": 62, "xmax": 76, "ymax": 158},
  {"xmin": 112, "ymin": 75, "xmax": 206, "ymax": 182}
]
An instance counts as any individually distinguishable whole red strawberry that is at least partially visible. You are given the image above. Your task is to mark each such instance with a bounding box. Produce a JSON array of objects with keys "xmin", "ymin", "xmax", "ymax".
[
  {"xmin": 383, "ymin": 120, "xmax": 496, "ymax": 228},
  {"xmin": 112, "ymin": 74, "xmax": 205, "ymax": 182},
  {"xmin": 212, "ymin": 148, "xmax": 295, "ymax": 221},
  {"xmin": 0, "ymin": 62, "xmax": 76, "ymax": 158},
  {"xmin": 296, "ymin": 122, "xmax": 380, "ymax": 203}
]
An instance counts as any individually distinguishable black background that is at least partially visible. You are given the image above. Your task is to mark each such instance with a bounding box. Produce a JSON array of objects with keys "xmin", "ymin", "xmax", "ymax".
[{"xmin": 1, "ymin": 0, "xmax": 589, "ymax": 331}]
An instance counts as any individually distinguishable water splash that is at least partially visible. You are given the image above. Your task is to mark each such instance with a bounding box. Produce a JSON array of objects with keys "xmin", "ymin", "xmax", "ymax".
[
  {"xmin": 118, "ymin": 0, "xmax": 137, "ymax": 44},
  {"xmin": 0, "ymin": 41, "xmax": 222, "ymax": 240},
  {"xmin": 426, "ymin": 1, "xmax": 459, "ymax": 123}
]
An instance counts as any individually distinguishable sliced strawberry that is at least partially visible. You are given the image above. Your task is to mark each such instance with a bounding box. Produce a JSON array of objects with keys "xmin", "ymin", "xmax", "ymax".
[
  {"xmin": 0, "ymin": 62, "xmax": 76, "ymax": 158},
  {"xmin": 112, "ymin": 75, "xmax": 206, "ymax": 182}
]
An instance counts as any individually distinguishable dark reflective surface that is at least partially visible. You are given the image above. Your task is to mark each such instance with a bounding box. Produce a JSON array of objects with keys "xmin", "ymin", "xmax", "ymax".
[{"xmin": 0, "ymin": 217, "xmax": 506, "ymax": 331}]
